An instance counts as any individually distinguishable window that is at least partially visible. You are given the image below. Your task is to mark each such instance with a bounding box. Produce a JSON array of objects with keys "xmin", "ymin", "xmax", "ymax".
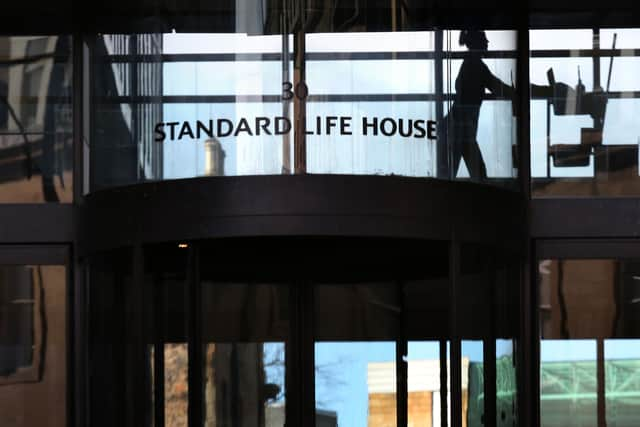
[
  {"xmin": 538, "ymin": 258, "xmax": 640, "ymax": 426},
  {"xmin": 0, "ymin": 259, "xmax": 67, "ymax": 427},
  {"xmin": 530, "ymin": 28, "xmax": 640, "ymax": 197}
]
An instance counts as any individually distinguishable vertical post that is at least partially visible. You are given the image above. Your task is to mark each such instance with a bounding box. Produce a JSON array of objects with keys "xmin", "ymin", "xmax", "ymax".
[
  {"xmin": 154, "ymin": 267, "xmax": 165, "ymax": 427},
  {"xmin": 72, "ymin": 35, "xmax": 84, "ymax": 203},
  {"xmin": 484, "ymin": 259, "xmax": 497, "ymax": 427},
  {"xmin": 301, "ymin": 283, "xmax": 315, "ymax": 427},
  {"xmin": 281, "ymin": 4, "xmax": 291, "ymax": 174},
  {"xmin": 597, "ymin": 338, "xmax": 607, "ymax": 427},
  {"xmin": 516, "ymin": 15, "xmax": 537, "ymax": 427},
  {"xmin": 593, "ymin": 29, "xmax": 601, "ymax": 90},
  {"xmin": 71, "ymin": 33, "xmax": 85, "ymax": 427},
  {"xmin": 84, "ymin": 37, "xmax": 94, "ymax": 193},
  {"xmin": 286, "ymin": 284, "xmax": 300, "ymax": 427},
  {"xmin": 188, "ymin": 244, "xmax": 202, "ymax": 427},
  {"xmin": 293, "ymin": 30, "xmax": 306, "ymax": 174},
  {"xmin": 450, "ymin": 238, "xmax": 463, "ymax": 427},
  {"xmin": 435, "ymin": 30, "xmax": 447, "ymax": 179},
  {"xmin": 130, "ymin": 35, "xmax": 139, "ymax": 179},
  {"xmin": 440, "ymin": 340, "xmax": 449, "ymax": 427},
  {"xmin": 130, "ymin": 245, "xmax": 145, "ymax": 427},
  {"xmin": 396, "ymin": 281, "xmax": 408, "ymax": 427}
]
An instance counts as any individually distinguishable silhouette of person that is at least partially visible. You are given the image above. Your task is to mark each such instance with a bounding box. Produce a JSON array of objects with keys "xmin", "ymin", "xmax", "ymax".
[
  {"xmin": 443, "ymin": 30, "xmax": 553, "ymax": 181},
  {"xmin": 444, "ymin": 30, "xmax": 515, "ymax": 181}
]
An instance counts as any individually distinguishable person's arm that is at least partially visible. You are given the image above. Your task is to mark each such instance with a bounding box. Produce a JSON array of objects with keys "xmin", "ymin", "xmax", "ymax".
[
  {"xmin": 481, "ymin": 61, "xmax": 515, "ymax": 98},
  {"xmin": 482, "ymin": 62, "xmax": 553, "ymax": 99}
]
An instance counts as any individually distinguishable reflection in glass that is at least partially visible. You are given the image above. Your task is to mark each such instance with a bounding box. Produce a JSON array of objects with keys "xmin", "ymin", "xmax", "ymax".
[
  {"xmin": 407, "ymin": 341, "xmax": 447, "ymax": 427},
  {"xmin": 204, "ymin": 342, "xmax": 285, "ymax": 427},
  {"xmin": 442, "ymin": 31, "xmax": 516, "ymax": 183},
  {"xmin": 540, "ymin": 340, "xmax": 598, "ymax": 427},
  {"xmin": 0, "ymin": 265, "xmax": 66, "ymax": 427},
  {"xmin": 200, "ymin": 283, "xmax": 288, "ymax": 427},
  {"xmin": 539, "ymin": 258, "xmax": 640, "ymax": 427},
  {"xmin": 89, "ymin": 27, "xmax": 518, "ymax": 189},
  {"xmin": 605, "ymin": 339, "xmax": 640, "ymax": 426},
  {"xmin": 146, "ymin": 244, "xmax": 189, "ymax": 427},
  {"xmin": 496, "ymin": 340, "xmax": 516, "ymax": 427},
  {"xmin": 315, "ymin": 283, "xmax": 399, "ymax": 427},
  {"xmin": 531, "ymin": 28, "xmax": 640, "ymax": 196},
  {"xmin": 315, "ymin": 342, "xmax": 394, "ymax": 427},
  {"xmin": 463, "ymin": 340, "xmax": 483, "ymax": 427},
  {"xmin": 0, "ymin": 36, "xmax": 73, "ymax": 202},
  {"xmin": 165, "ymin": 343, "xmax": 188, "ymax": 427}
]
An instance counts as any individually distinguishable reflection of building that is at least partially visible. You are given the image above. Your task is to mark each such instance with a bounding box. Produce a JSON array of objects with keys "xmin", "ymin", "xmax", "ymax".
[
  {"xmin": 0, "ymin": 265, "xmax": 66, "ymax": 427},
  {"xmin": 0, "ymin": 36, "xmax": 72, "ymax": 202},
  {"xmin": 266, "ymin": 403, "xmax": 337, "ymax": 427},
  {"xmin": 368, "ymin": 359, "xmax": 469, "ymax": 427},
  {"xmin": 204, "ymin": 138, "xmax": 225, "ymax": 176},
  {"xmin": 92, "ymin": 34, "xmax": 163, "ymax": 189}
]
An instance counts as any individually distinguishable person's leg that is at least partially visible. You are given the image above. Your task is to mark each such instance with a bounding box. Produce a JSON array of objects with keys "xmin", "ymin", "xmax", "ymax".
[{"xmin": 462, "ymin": 139, "xmax": 487, "ymax": 181}]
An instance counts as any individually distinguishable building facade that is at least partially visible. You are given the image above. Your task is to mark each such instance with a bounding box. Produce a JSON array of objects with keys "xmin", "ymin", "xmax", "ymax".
[{"xmin": 1, "ymin": 1, "xmax": 640, "ymax": 427}]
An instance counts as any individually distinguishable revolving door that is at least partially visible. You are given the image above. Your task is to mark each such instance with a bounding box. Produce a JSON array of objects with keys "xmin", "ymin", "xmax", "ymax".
[{"xmin": 87, "ymin": 237, "xmax": 520, "ymax": 427}]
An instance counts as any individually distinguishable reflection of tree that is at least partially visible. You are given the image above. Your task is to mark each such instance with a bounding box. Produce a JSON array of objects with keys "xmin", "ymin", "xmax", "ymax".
[
  {"xmin": 263, "ymin": 343, "xmax": 286, "ymax": 402},
  {"xmin": 314, "ymin": 354, "xmax": 350, "ymax": 409},
  {"xmin": 262, "ymin": 343, "xmax": 349, "ymax": 409}
]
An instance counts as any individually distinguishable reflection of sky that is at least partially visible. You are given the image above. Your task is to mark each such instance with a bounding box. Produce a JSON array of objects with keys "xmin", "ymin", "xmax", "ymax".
[
  {"xmin": 541, "ymin": 339, "xmax": 640, "ymax": 362},
  {"xmin": 315, "ymin": 342, "xmax": 395, "ymax": 427},
  {"xmin": 314, "ymin": 340, "xmax": 514, "ymax": 427},
  {"xmin": 264, "ymin": 342, "xmax": 286, "ymax": 401}
]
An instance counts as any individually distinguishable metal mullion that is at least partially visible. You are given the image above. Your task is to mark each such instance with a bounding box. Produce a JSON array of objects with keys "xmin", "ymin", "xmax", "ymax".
[
  {"xmin": 396, "ymin": 280, "xmax": 408, "ymax": 427},
  {"xmin": 72, "ymin": 34, "xmax": 83, "ymax": 204},
  {"xmin": 285, "ymin": 283, "xmax": 300, "ymax": 427},
  {"xmin": 440, "ymin": 339, "xmax": 449, "ymax": 427},
  {"xmin": 516, "ymin": 12, "xmax": 536, "ymax": 427},
  {"xmin": 526, "ymin": 240, "xmax": 540, "ymax": 427},
  {"xmin": 67, "ymin": 245, "xmax": 77, "ymax": 427},
  {"xmin": 597, "ymin": 338, "xmax": 606, "ymax": 427},
  {"xmin": 450, "ymin": 238, "xmax": 463, "ymax": 427},
  {"xmin": 133, "ymin": 245, "xmax": 147, "ymax": 427},
  {"xmin": 293, "ymin": 29, "xmax": 306, "ymax": 174},
  {"xmin": 153, "ymin": 268, "xmax": 165, "ymax": 427},
  {"xmin": 188, "ymin": 243, "xmax": 202, "ymax": 427},
  {"xmin": 435, "ymin": 29, "xmax": 446, "ymax": 179},
  {"xmin": 301, "ymin": 282, "xmax": 315, "ymax": 427},
  {"xmin": 484, "ymin": 259, "xmax": 497, "ymax": 427}
]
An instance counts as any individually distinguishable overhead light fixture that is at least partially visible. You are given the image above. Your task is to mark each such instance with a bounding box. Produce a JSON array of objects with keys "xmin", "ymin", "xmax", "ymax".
[{"xmin": 178, "ymin": 243, "xmax": 189, "ymax": 249}]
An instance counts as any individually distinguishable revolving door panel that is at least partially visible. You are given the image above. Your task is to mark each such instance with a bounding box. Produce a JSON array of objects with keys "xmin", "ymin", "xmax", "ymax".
[{"xmin": 87, "ymin": 239, "xmax": 520, "ymax": 427}]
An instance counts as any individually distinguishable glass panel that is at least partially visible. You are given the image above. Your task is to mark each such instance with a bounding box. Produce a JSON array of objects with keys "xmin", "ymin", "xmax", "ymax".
[
  {"xmin": 0, "ymin": 36, "xmax": 73, "ymax": 202},
  {"xmin": 165, "ymin": 343, "xmax": 188, "ymax": 427},
  {"xmin": 89, "ymin": 250, "xmax": 133, "ymax": 427},
  {"xmin": 530, "ymin": 28, "xmax": 640, "ymax": 197},
  {"xmin": 404, "ymin": 269, "xmax": 451, "ymax": 427},
  {"xmin": 495, "ymin": 254, "xmax": 519, "ymax": 427},
  {"xmin": 407, "ymin": 341, "xmax": 447, "ymax": 427},
  {"xmin": 463, "ymin": 340, "xmax": 484, "ymax": 427},
  {"xmin": 314, "ymin": 283, "xmax": 399, "ymax": 427},
  {"xmin": 0, "ymin": 265, "xmax": 66, "ymax": 426},
  {"xmin": 200, "ymin": 281, "xmax": 288, "ymax": 427},
  {"xmin": 496, "ymin": 340, "xmax": 516, "ymax": 427},
  {"xmin": 87, "ymin": 7, "xmax": 518, "ymax": 191},
  {"xmin": 538, "ymin": 258, "xmax": 640, "ymax": 427},
  {"xmin": 145, "ymin": 244, "xmax": 189, "ymax": 427},
  {"xmin": 604, "ymin": 339, "xmax": 640, "ymax": 426},
  {"xmin": 459, "ymin": 244, "xmax": 520, "ymax": 427},
  {"xmin": 316, "ymin": 341, "xmax": 396, "ymax": 427}
]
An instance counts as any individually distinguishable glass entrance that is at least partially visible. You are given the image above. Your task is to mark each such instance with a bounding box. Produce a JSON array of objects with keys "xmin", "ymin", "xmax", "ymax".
[{"xmin": 87, "ymin": 238, "xmax": 520, "ymax": 427}]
